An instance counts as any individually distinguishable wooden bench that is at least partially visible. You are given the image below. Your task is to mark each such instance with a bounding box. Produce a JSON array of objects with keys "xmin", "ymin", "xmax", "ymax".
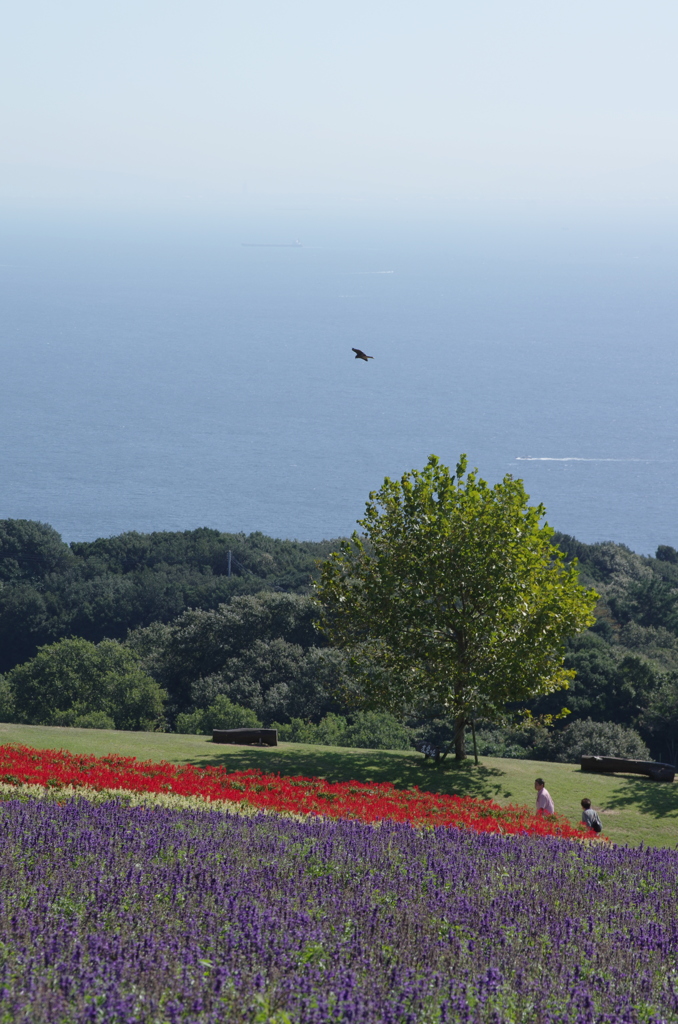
[
  {"xmin": 212, "ymin": 728, "xmax": 278, "ymax": 747},
  {"xmin": 581, "ymin": 755, "xmax": 675, "ymax": 783}
]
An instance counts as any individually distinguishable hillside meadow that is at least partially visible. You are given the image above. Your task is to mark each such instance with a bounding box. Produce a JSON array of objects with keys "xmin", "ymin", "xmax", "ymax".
[{"xmin": 1, "ymin": 722, "xmax": 675, "ymax": 849}]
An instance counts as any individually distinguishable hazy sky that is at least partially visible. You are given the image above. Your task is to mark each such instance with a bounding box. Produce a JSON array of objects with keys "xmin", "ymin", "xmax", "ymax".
[{"xmin": 1, "ymin": 0, "xmax": 677, "ymax": 220}]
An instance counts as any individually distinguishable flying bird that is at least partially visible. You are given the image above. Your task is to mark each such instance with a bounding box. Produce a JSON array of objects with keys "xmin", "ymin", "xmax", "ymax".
[{"xmin": 352, "ymin": 348, "xmax": 373, "ymax": 361}]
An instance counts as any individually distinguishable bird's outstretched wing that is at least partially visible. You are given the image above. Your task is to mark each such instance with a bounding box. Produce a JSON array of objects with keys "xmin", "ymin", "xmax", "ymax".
[{"xmin": 352, "ymin": 347, "xmax": 373, "ymax": 361}]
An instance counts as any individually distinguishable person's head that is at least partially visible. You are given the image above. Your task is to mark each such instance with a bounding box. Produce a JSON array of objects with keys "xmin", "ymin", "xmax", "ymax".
[
  {"xmin": 581, "ymin": 798, "xmax": 591, "ymax": 809},
  {"xmin": 534, "ymin": 778, "xmax": 545, "ymax": 791}
]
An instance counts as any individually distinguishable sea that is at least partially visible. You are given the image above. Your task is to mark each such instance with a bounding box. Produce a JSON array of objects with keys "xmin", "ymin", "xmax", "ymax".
[{"xmin": 1, "ymin": 212, "xmax": 676, "ymax": 555}]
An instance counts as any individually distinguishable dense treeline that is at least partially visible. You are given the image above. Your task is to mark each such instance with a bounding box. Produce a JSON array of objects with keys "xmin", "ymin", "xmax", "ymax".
[
  {"xmin": 0, "ymin": 520, "xmax": 339, "ymax": 674},
  {"xmin": 482, "ymin": 533, "xmax": 678, "ymax": 763},
  {"xmin": 1, "ymin": 519, "xmax": 677, "ymax": 762},
  {"xmin": 124, "ymin": 592, "xmax": 346, "ymax": 723}
]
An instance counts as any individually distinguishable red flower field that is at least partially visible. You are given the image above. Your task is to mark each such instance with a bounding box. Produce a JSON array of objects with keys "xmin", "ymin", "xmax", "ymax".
[{"xmin": 0, "ymin": 743, "xmax": 591, "ymax": 838}]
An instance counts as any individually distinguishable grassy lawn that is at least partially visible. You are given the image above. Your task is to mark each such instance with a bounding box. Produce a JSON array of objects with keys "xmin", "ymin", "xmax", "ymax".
[{"xmin": 1, "ymin": 722, "xmax": 676, "ymax": 849}]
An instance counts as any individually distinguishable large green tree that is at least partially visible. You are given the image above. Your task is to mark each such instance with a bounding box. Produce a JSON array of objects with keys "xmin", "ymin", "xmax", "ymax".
[
  {"xmin": 6, "ymin": 637, "xmax": 167, "ymax": 731},
  {"xmin": 316, "ymin": 455, "xmax": 598, "ymax": 759}
]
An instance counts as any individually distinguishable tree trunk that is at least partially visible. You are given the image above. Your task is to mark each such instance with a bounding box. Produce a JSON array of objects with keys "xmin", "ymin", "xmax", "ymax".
[{"xmin": 454, "ymin": 714, "xmax": 466, "ymax": 760}]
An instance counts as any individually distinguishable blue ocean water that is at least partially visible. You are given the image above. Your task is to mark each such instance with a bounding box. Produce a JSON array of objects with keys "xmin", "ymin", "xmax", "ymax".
[{"xmin": 1, "ymin": 215, "xmax": 676, "ymax": 554}]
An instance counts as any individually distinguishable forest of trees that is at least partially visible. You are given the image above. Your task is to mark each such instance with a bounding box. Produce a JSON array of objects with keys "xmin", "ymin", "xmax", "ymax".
[{"xmin": 1, "ymin": 518, "xmax": 677, "ymax": 763}]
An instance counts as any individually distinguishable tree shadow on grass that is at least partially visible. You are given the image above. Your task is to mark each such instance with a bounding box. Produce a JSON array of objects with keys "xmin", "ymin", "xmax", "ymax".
[
  {"xmin": 597, "ymin": 773, "xmax": 678, "ymax": 818},
  {"xmin": 187, "ymin": 743, "xmax": 512, "ymax": 802}
]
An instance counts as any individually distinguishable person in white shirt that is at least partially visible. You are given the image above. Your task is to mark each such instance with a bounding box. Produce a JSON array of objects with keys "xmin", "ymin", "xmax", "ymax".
[{"xmin": 534, "ymin": 778, "xmax": 555, "ymax": 816}]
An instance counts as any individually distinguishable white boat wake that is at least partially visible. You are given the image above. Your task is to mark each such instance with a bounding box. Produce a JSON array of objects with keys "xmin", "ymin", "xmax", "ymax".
[{"xmin": 516, "ymin": 457, "xmax": 649, "ymax": 462}]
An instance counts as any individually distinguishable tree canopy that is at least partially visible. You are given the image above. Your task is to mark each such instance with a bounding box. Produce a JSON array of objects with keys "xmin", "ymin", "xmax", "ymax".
[
  {"xmin": 1, "ymin": 516, "xmax": 677, "ymax": 759},
  {"xmin": 316, "ymin": 455, "xmax": 598, "ymax": 758},
  {"xmin": 0, "ymin": 521, "xmax": 341, "ymax": 674},
  {"xmin": 5, "ymin": 637, "xmax": 167, "ymax": 731},
  {"xmin": 124, "ymin": 592, "xmax": 344, "ymax": 724}
]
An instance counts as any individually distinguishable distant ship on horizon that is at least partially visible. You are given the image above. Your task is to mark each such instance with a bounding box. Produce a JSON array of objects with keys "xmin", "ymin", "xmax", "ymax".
[{"xmin": 242, "ymin": 239, "xmax": 302, "ymax": 248}]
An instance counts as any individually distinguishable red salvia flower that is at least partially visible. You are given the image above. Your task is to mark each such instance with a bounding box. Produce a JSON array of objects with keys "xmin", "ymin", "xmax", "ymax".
[{"xmin": 0, "ymin": 744, "xmax": 593, "ymax": 840}]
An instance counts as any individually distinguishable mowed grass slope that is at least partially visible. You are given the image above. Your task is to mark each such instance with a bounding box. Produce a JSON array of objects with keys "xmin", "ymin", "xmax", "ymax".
[{"xmin": 0, "ymin": 722, "xmax": 675, "ymax": 849}]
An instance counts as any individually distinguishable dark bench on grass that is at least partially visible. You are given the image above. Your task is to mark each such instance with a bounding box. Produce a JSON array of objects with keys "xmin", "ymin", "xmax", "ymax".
[
  {"xmin": 581, "ymin": 755, "xmax": 675, "ymax": 783},
  {"xmin": 213, "ymin": 728, "xmax": 278, "ymax": 747}
]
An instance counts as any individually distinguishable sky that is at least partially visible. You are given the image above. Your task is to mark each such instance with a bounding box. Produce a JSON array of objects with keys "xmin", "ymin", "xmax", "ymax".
[{"xmin": 1, "ymin": 0, "xmax": 677, "ymax": 222}]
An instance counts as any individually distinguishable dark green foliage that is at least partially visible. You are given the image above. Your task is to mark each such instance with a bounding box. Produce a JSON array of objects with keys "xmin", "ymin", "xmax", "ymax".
[
  {"xmin": 0, "ymin": 521, "xmax": 342, "ymax": 675},
  {"xmin": 533, "ymin": 633, "xmax": 660, "ymax": 725},
  {"xmin": 176, "ymin": 702, "xmax": 411, "ymax": 748},
  {"xmin": 551, "ymin": 533, "xmax": 678, "ymax": 640},
  {"xmin": 544, "ymin": 532, "xmax": 678, "ymax": 760},
  {"xmin": 608, "ymin": 576, "xmax": 678, "ymax": 632},
  {"xmin": 656, "ymin": 545, "xmax": 678, "ymax": 564},
  {"xmin": 453, "ymin": 717, "xmax": 650, "ymax": 764},
  {"xmin": 175, "ymin": 696, "xmax": 262, "ymax": 735},
  {"xmin": 204, "ymin": 639, "xmax": 314, "ymax": 724},
  {"xmin": 0, "ymin": 584, "xmax": 53, "ymax": 674},
  {"xmin": 274, "ymin": 711, "xmax": 413, "ymax": 750},
  {"xmin": 5, "ymin": 637, "xmax": 167, "ymax": 731},
  {"xmin": 563, "ymin": 634, "xmax": 626, "ymax": 720},
  {"xmin": 125, "ymin": 593, "xmax": 347, "ymax": 725},
  {"xmin": 640, "ymin": 674, "xmax": 678, "ymax": 766},
  {"xmin": 422, "ymin": 718, "xmax": 649, "ymax": 763},
  {"xmin": 0, "ymin": 520, "xmax": 75, "ymax": 582},
  {"xmin": 69, "ymin": 528, "xmax": 338, "ymax": 590},
  {"xmin": 2, "ymin": 519, "xmax": 678, "ymax": 753},
  {"xmin": 551, "ymin": 532, "xmax": 643, "ymax": 586},
  {"xmin": 532, "ymin": 717, "xmax": 650, "ymax": 763},
  {"xmin": 0, "ymin": 676, "xmax": 15, "ymax": 722},
  {"xmin": 125, "ymin": 592, "xmax": 318, "ymax": 701},
  {"xmin": 64, "ymin": 711, "xmax": 116, "ymax": 730},
  {"xmin": 342, "ymin": 710, "xmax": 413, "ymax": 750},
  {"xmin": 412, "ymin": 716, "xmax": 545, "ymax": 760},
  {"xmin": 462, "ymin": 724, "xmax": 537, "ymax": 760},
  {"xmin": 548, "ymin": 533, "xmax": 599, "ymax": 575}
]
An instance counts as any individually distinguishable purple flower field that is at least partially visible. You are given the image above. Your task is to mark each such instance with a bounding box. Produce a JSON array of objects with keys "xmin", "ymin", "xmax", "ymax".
[{"xmin": 0, "ymin": 798, "xmax": 676, "ymax": 1023}]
